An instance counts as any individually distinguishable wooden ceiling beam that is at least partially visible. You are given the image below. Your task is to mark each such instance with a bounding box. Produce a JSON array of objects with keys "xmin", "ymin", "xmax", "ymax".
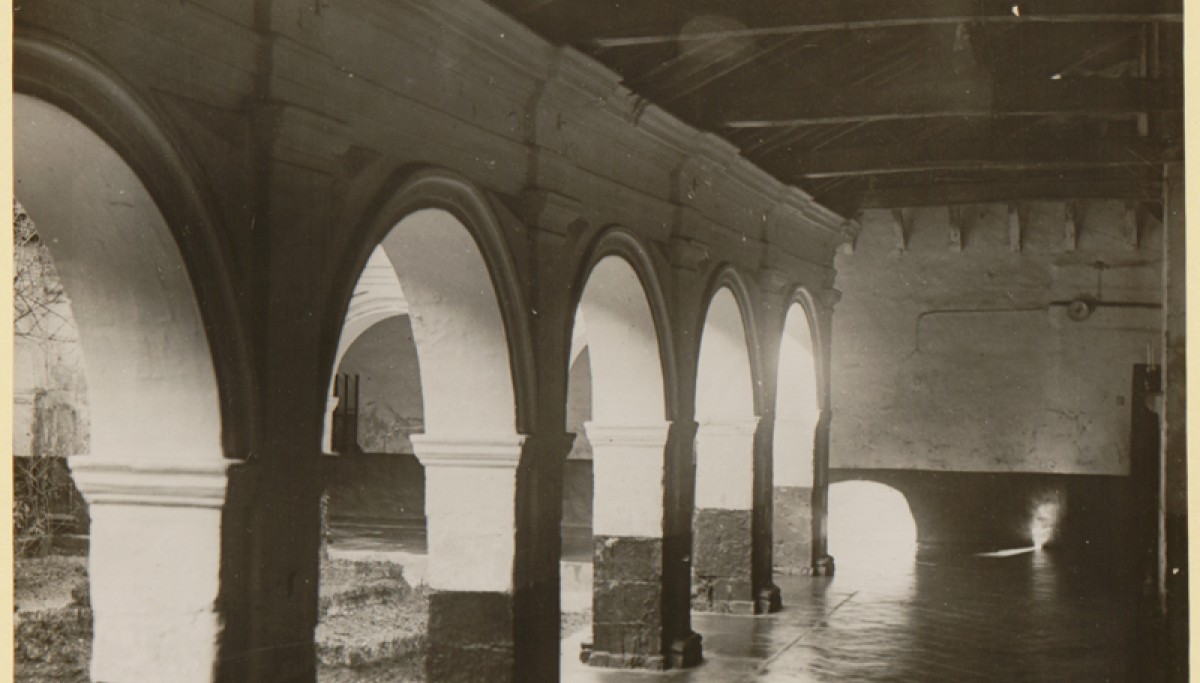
[
  {"xmin": 784, "ymin": 137, "xmax": 1174, "ymax": 179},
  {"xmin": 585, "ymin": 0, "xmax": 1181, "ymax": 48},
  {"xmin": 819, "ymin": 175, "xmax": 1163, "ymax": 210},
  {"xmin": 720, "ymin": 77, "xmax": 1181, "ymax": 128}
]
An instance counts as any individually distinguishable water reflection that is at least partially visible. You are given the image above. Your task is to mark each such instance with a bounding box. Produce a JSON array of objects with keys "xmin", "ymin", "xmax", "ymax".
[{"xmin": 805, "ymin": 545, "xmax": 1138, "ymax": 682}]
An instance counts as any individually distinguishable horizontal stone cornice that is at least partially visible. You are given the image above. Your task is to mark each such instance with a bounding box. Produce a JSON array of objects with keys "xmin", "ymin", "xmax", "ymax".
[
  {"xmin": 757, "ymin": 267, "xmax": 794, "ymax": 295},
  {"xmin": 68, "ymin": 456, "xmax": 233, "ymax": 508},
  {"xmin": 770, "ymin": 188, "xmax": 850, "ymax": 242},
  {"xmin": 697, "ymin": 417, "xmax": 761, "ymax": 438},
  {"xmin": 584, "ymin": 421, "xmax": 672, "ymax": 448},
  {"xmin": 411, "ymin": 434, "xmax": 526, "ymax": 469},
  {"xmin": 543, "ymin": 47, "xmax": 622, "ymax": 103},
  {"xmin": 417, "ymin": 1, "xmax": 552, "ymax": 83}
]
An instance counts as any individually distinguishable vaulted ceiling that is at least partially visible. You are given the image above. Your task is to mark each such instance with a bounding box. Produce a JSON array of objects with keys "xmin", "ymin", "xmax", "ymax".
[{"xmin": 497, "ymin": 0, "xmax": 1184, "ymax": 216}]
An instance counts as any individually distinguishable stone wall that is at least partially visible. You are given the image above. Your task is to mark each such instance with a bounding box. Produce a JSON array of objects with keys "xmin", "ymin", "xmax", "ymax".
[
  {"xmin": 831, "ymin": 201, "xmax": 1163, "ymax": 476},
  {"xmin": 337, "ymin": 315, "xmax": 425, "ymax": 455}
]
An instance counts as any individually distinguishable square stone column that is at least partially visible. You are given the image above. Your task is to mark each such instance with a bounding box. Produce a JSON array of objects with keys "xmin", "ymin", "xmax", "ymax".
[
  {"xmin": 772, "ymin": 417, "xmax": 815, "ymax": 575},
  {"xmin": 68, "ymin": 455, "xmax": 238, "ymax": 683},
  {"xmin": 582, "ymin": 421, "xmax": 695, "ymax": 669},
  {"xmin": 692, "ymin": 418, "xmax": 759, "ymax": 613},
  {"xmin": 412, "ymin": 435, "xmax": 525, "ymax": 683}
]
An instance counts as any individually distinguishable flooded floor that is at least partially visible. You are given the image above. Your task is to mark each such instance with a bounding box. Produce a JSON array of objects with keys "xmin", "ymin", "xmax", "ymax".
[
  {"xmin": 563, "ymin": 546, "xmax": 1145, "ymax": 682},
  {"xmin": 329, "ymin": 522, "xmax": 1148, "ymax": 682}
]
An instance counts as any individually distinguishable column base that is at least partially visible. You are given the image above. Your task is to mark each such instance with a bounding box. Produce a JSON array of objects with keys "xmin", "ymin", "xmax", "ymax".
[
  {"xmin": 756, "ymin": 584, "xmax": 783, "ymax": 614},
  {"xmin": 580, "ymin": 645, "xmax": 666, "ymax": 671},
  {"xmin": 584, "ymin": 535, "xmax": 668, "ymax": 670},
  {"xmin": 668, "ymin": 630, "xmax": 704, "ymax": 669},
  {"xmin": 773, "ymin": 485, "xmax": 813, "ymax": 575},
  {"xmin": 692, "ymin": 507, "xmax": 753, "ymax": 614},
  {"xmin": 811, "ymin": 554, "xmax": 837, "ymax": 577},
  {"xmin": 580, "ymin": 632, "xmax": 704, "ymax": 671},
  {"xmin": 691, "ymin": 581, "xmax": 756, "ymax": 614},
  {"xmin": 426, "ymin": 590, "xmax": 514, "ymax": 683}
]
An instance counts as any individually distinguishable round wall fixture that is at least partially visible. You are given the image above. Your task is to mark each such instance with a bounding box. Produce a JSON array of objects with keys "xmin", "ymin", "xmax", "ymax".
[{"xmin": 1067, "ymin": 299, "xmax": 1093, "ymax": 321}]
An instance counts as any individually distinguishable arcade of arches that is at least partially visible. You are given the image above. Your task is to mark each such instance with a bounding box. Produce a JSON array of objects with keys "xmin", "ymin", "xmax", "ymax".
[{"xmin": 10, "ymin": 2, "xmax": 1186, "ymax": 683}]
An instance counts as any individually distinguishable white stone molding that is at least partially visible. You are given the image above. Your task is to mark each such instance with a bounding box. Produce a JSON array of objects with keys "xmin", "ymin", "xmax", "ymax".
[
  {"xmin": 412, "ymin": 433, "xmax": 526, "ymax": 592},
  {"xmin": 695, "ymin": 418, "xmax": 760, "ymax": 511},
  {"xmin": 67, "ymin": 454, "xmax": 235, "ymax": 683},
  {"xmin": 585, "ymin": 420, "xmax": 672, "ymax": 538},
  {"xmin": 362, "ymin": 171, "xmax": 539, "ymax": 435},
  {"xmin": 757, "ymin": 268, "xmax": 794, "ymax": 295},
  {"xmin": 697, "ymin": 417, "xmax": 761, "ymax": 438},
  {"xmin": 410, "ymin": 434, "xmax": 526, "ymax": 469},
  {"xmin": 324, "ymin": 246, "xmax": 408, "ymax": 455},
  {"xmin": 321, "ymin": 395, "xmax": 342, "ymax": 455},
  {"xmin": 68, "ymin": 455, "xmax": 232, "ymax": 509},
  {"xmin": 773, "ymin": 417, "xmax": 818, "ymax": 488}
]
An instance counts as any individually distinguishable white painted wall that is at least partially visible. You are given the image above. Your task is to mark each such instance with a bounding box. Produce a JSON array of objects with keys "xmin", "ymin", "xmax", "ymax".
[
  {"xmin": 14, "ymin": 95, "xmax": 222, "ymax": 462},
  {"xmin": 694, "ymin": 288, "xmax": 757, "ymax": 509},
  {"xmin": 382, "ymin": 209, "xmax": 519, "ymax": 438},
  {"xmin": 694, "ymin": 419, "xmax": 758, "ymax": 510},
  {"xmin": 695, "ymin": 288, "xmax": 755, "ymax": 423},
  {"xmin": 577, "ymin": 257, "xmax": 667, "ymax": 424},
  {"xmin": 774, "ymin": 303, "xmax": 819, "ymax": 487},
  {"xmin": 576, "ymin": 256, "xmax": 670, "ymax": 538},
  {"xmin": 414, "ymin": 435, "xmax": 524, "ymax": 592},
  {"xmin": 586, "ymin": 421, "xmax": 670, "ymax": 538}
]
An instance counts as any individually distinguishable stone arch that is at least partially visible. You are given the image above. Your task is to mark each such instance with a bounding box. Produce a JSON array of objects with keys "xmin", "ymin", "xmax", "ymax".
[
  {"xmin": 785, "ymin": 287, "xmax": 828, "ymax": 407},
  {"xmin": 695, "ymin": 266, "xmax": 763, "ymax": 420},
  {"xmin": 691, "ymin": 275, "xmax": 761, "ymax": 612},
  {"xmin": 827, "ymin": 479, "xmax": 918, "ymax": 572},
  {"xmin": 772, "ymin": 289, "xmax": 825, "ymax": 573},
  {"xmin": 569, "ymin": 228, "xmax": 680, "ymax": 668},
  {"xmin": 569, "ymin": 227, "xmax": 678, "ymax": 423},
  {"xmin": 14, "ymin": 31, "xmax": 254, "ymax": 456},
  {"xmin": 14, "ymin": 37, "xmax": 249, "ymax": 683},
  {"xmin": 325, "ymin": 168, "xmax": 536, "ymax": 438},
  {"xmin": 322, "ymin": 247, "xmax": 410, "ymax": 453}
]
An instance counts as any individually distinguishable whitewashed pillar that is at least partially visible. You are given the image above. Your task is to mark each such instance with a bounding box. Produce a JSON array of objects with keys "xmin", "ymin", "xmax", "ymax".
[
  {"xmin": 411, "ymin": 434, "xmax": 525, "ymax": 682},
  {"xmin": 692, "ymin": 418, "xmax": 759, "ymax": 612},
  {"xmin": 69, "ymin": 455, "xmax": 235, "ymax": 683},
  {"xmin": 581, "ymin": 420, "xmax": 672, "ymax": 669}
]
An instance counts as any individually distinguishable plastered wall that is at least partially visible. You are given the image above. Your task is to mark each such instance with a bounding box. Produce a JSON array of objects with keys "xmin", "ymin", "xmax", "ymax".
[
  {"xmin": 337, "ymin": 315, "xmax": 424, "ymax": 454},
  {"xmin": 831, "ymin": 201, "xmax": 1163, "ymax": 475}
]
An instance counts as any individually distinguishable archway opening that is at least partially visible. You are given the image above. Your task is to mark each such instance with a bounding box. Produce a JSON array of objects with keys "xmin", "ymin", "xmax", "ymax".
[
  {"xmin": 14, "ymin": 93, "xmax": 227, "ymax": 682},
  {"xmin": 317, "ymin": 209, "xmax": 523, "ymax": 680},
  {"xmin": 561, "ymin": 324, "xmax": 595, "ymax": 620},
  {"xmin": 692, "ymin": 286, "xmax": 758, "ymax": 611},
  {"xmin": 827, "ymin": 481, "xmax": 919, "ymax": 575},
  {"xmin": 772, "ymin": 301, "xmax": 821, "ymax": 573},
  {"xmin": 564, "ymin": 253, "xmax": 672, "ymax": 668}
]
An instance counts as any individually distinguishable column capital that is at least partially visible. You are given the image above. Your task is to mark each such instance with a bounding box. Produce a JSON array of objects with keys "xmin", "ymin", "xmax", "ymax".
[
  {"xmin": 756, "ymin": 267, "xmax": 793, "ymax": 295},
  {"xmin": 68, "ymin": 455, "xmax": 234, "ymax": 509},
  {"xmin": 814, "ymin": 288, "xmax": 843, "ymax": 312},
  {"xmin": 521, "ymin": 188, "xmax": 587, "ymax": 238},
  {"xmin": 696, "ymin": 417, "xmax": 761, "ymax": 437},
  {"xmin": 410, "ymin": 434, "xmax": 526, "ymax": 469},
  {"xmin": 584, "ymin": 420, "xmax": 671, "ymax": 447}
]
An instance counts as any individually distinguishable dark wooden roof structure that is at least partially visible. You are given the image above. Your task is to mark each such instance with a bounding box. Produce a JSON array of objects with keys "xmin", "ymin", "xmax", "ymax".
[{"xmin": 497, "ymin": 0, "xmax": 1184, "ymax": 215}]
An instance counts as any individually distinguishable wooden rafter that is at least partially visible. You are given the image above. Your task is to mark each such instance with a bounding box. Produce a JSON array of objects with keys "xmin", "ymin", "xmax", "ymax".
[
  {"xmin": 585, "ymin": 0, "xmax": 1181, "ymax": 48},
  {"xmin": 786, "ymin": 137, "xmax": 1173, "ymax": 179},
  {"xmin": 827, "ymin": 174, "xmax": 1162, "ymax": 210},
  {"xmin": 720, "ymin": 78, "xmax": 1181, "ymax": 129}
]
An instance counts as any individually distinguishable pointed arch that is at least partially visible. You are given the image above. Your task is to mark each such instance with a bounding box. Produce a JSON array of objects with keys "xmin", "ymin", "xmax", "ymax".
[
  {"xmin": 696, "ymin": 266, "xmax": 758, "ymax": 420},
  {"xmin": 325, "ymin": 168, "xmax": 536, "ymax": 437},
  {"xmin": 568, "ymin": 228, "xmax": 678, "ymax": 423},
  {"xmin": 14, "ymin": 31, "xmax": 255, "ymax": 456}
]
